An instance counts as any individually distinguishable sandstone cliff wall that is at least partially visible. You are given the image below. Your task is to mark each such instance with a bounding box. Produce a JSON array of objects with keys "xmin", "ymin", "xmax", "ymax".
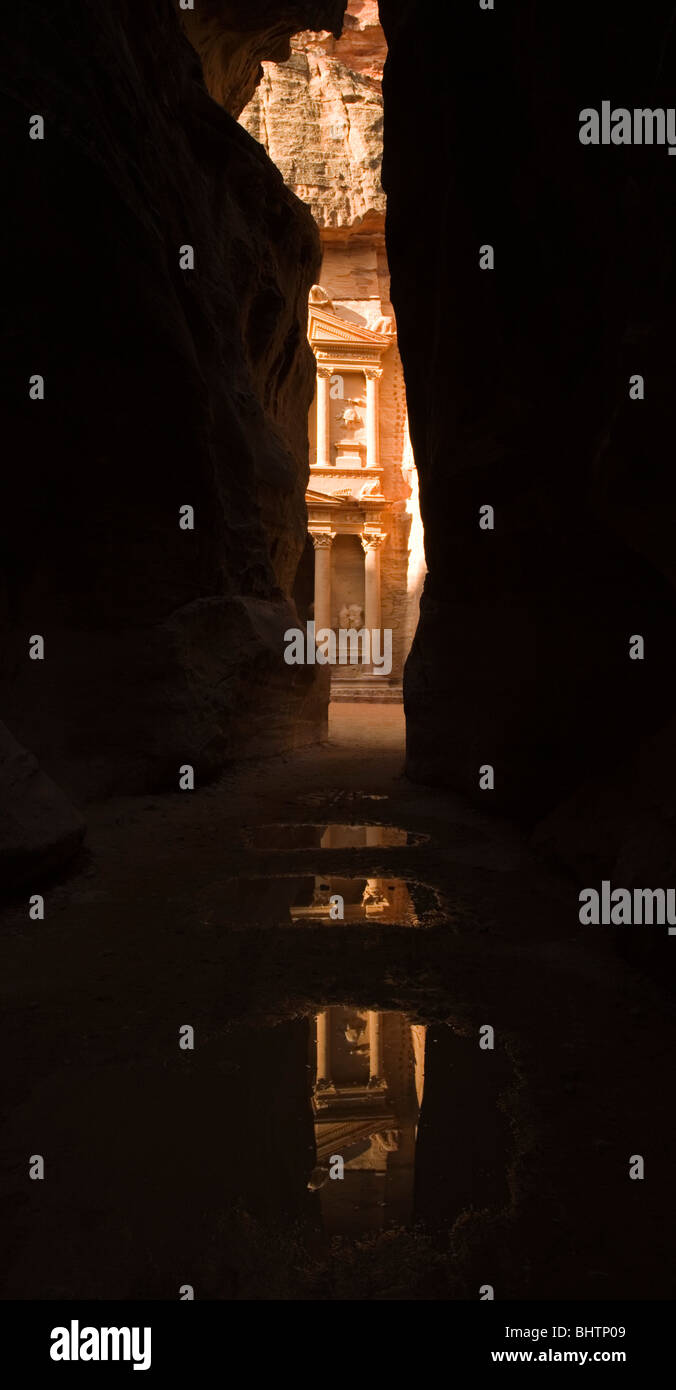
[
  {"xmin": 380, "ymin": 0, "xmax": 676, "ymax": 881},
  {"xmin": 242, "ymin": 42, "xmax": 384, "ymax": 229},
  {"xmin": 1, "ymin": 0, "xmax": 344, "ymax": 878}
]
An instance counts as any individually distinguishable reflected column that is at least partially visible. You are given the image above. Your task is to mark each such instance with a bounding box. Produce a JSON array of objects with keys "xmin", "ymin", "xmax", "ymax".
[
  {"xmin": 368, "ymin": 1011, "xmax": 384, "ymax": 1087},
  {"xmin": 316, "ymin": 1009, "xmax": 332, "ymax": 1086}
]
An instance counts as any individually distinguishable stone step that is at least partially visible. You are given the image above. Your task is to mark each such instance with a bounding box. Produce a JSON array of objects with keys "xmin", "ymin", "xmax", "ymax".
[{"xmin": 330, "ymin": 677, "xmax": 403, "ymax": 703}]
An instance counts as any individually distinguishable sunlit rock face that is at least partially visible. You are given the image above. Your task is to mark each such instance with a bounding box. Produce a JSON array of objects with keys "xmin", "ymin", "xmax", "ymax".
[
  {"xmin": 0, "ymin": 0, "xmax": 337, "ymax": 820},
  {"xmin": 380, "ymin": 0, "xmax": 676, "ymax": 876},
  {"xmin": 293, "ymin": 0, "xmax": 385, "ymax": 85},
  {"xmin": 180, "ymin": 0, "xmax": 347, "ymax": 117},
  {"xmin": 242, "ymin": 6, "xmax": 384, "ymax": 227}
]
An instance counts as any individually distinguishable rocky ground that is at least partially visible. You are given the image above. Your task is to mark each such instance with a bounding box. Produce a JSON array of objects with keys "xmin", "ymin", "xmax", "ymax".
[{"xmin": 1, "ymin": 705, "xmax": 674, "ymax": 1300}]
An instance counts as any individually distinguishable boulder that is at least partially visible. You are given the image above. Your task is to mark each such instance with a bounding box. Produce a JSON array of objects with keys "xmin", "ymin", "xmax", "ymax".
[{"xmin": 0, "ymin": 722, "xmax": 85, "ymax": 890}]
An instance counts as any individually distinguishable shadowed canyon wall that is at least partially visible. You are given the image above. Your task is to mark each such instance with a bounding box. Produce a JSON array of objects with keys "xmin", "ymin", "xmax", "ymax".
[
  {"xmin": 1, "ymin": 0, "xmax": 346, "ymax": 882},
  {"xmin": 380, "ymin": 0, "xmax": 676, "ymax": 881},
  {"xmin": 4, "ymin": 0, "xmax": 675, "ymax": 891}
]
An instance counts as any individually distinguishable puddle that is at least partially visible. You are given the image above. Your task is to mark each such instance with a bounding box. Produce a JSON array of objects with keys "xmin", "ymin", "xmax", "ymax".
[
  {"xmin": 291, "ymin": 875, "xmax": 422, "ymax": 924},
  {"xmin": 216, "ymin": 875, "xmax": 441, "ymax": 926},
  {"xmin": 307, "ymin": 1006, "xmax": 510, "ymax": 1236},
  {"xmin": 243, "ymin": 823, "xmax": 427, "ymax": 850},
  {"xmin": 309, "ymin": 1004, "xmax": 425, "ymax": 1233}
]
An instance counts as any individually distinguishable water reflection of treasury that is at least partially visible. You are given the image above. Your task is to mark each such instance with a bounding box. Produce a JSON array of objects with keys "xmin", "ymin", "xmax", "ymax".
[
  {"xmin": 284, "ymin": 622, "xmax": 393, "ymax": 674},
  {"xmin": 308, "ymin": 1007, "xmax": 425, "ymax": 1233}
]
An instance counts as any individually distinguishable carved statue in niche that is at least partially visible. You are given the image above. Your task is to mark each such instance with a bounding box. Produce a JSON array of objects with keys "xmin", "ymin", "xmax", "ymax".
[
  {"xmin": 344, "ymin": 1011, "xmax": 369, "ymax": 1051},
  {"xmin": 338, "ymin": 603, "xmax": 364, "ymax": 630},
  {"xmin": 370, "ymin": 1130, "xmax": 401, "ymax": 1153},
  {"xmin": 360, "ymin": 478, "xmax": 383, "ymax": 498},
  {"xmin": 307, "ymin": 1166, "xmax": 330, "ymax": 1190},
  {"xmin": 338, "ymin": 402, "xmax": 361, "ymax": 428},
  {"xmin": 309, "ymin": 283, "xmax": 333, "ymax": 308},
  {"xmin": 362, "ymin": 879, "xmax": 388, "ymax": 908},
  {"xmin": 366, "ymin": 309, "xmax": 394, "ymax": 335}
]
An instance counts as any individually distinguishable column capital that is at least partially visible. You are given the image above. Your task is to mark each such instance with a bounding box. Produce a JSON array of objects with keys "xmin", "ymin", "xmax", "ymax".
[
  {"xmin": 310, "ymin": 531, "xmax": 334, "ymax": 550},
  {"xmin": 316, "ymin": 365, "xmax": 333, "ymax": 380},
  {"xmin": 361, "ymin": 531, "xmax": 386, "ymax": 552},
  {"xmin": 364, "ymin": 365, "xmax": 383, "ymax": 381}
]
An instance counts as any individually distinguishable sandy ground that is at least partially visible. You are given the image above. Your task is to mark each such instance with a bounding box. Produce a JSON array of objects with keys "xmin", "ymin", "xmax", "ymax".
[{"xmin": 1, "ymin": 704, "xmax": 674, "ymax": 1299}]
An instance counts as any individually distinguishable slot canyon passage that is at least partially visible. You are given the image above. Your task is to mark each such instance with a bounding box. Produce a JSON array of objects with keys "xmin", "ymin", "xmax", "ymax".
[{"xmin": 1, "ymin": 0, "xmax": 676, "ymax": 1303}]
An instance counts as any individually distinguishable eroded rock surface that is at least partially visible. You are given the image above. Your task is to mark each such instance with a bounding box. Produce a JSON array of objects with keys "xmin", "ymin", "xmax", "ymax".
[
  {"xmin": 380, "ymin": 0, "xmax": 676, "ymax": 877},
  {"xmin": 180, "ymin": 0, "xmax": 347, "ymax": 116},
  {"xmin": 1, "ymin": 0, "xmax": 338, "ymax": 820},
  {"xmin": 295, "ymin": 0, "xmax": 386, "ymax": 85},
  {"xmin": 242, "ymin": 9, "xmax": 384, "ymax": 227}
]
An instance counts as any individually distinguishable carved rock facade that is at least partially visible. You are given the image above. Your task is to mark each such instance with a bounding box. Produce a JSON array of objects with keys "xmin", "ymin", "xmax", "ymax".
[{"xmin": 242, "ymin": 1, "xmax": 425, "ymax": 691}]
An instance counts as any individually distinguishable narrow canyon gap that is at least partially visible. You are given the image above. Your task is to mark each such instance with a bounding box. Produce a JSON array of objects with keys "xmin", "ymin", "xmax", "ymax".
[{"xmin": 240, "ymin": 0, "xmax": 425, "ymax": 703}]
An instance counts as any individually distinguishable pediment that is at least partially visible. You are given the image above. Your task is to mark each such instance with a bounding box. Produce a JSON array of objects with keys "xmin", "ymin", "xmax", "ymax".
[
  {"xmin": 308, "ymin": 306, "xmax": 391, "ymax": 352},
  {"xmin": 306, "ymin": 488, "xmax": 356, "ymax": 508}
]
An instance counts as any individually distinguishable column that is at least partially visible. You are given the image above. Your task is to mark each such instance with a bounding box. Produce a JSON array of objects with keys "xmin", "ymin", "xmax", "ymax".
[
  {"xmin": 316, "ymin": 1009, "xmax": 332, "ymax": 1086},
  {"xmin": 368, "ymin": 1011, "xmax": 384, "ymax": 1086},
  {"xmin": 316, "ymin": 365, "xmax": 332, "ymax": 468},
  {"xmin": 361, "ymin": 533, "xmax": 384, "ymax": 655},
  {"xmin": 311, "ymin": 532, "xmax": 333, "ymax": 632},
  {"xmin": 364, "ymin": 365, "xmax": 383, "ymax": 469}
]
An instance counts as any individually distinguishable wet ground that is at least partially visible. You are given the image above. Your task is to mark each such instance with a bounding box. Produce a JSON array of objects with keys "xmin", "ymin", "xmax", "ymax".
[{"xmin": 1, "ymin": 704, "xmax": 675, "ymax": 1299}]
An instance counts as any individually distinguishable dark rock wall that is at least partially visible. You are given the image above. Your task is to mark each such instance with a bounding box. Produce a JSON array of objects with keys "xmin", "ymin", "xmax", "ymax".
[
  {"xmin": 180, "ymin": 0, "xmax": 347, "ymax": 116},
  {"xmin": 380, "ymin": 0, "xmax": 676, "ymax": 878},
  {"xmin": 1, "ymin": 0, "xmax": 342, "ymax": 816}
]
